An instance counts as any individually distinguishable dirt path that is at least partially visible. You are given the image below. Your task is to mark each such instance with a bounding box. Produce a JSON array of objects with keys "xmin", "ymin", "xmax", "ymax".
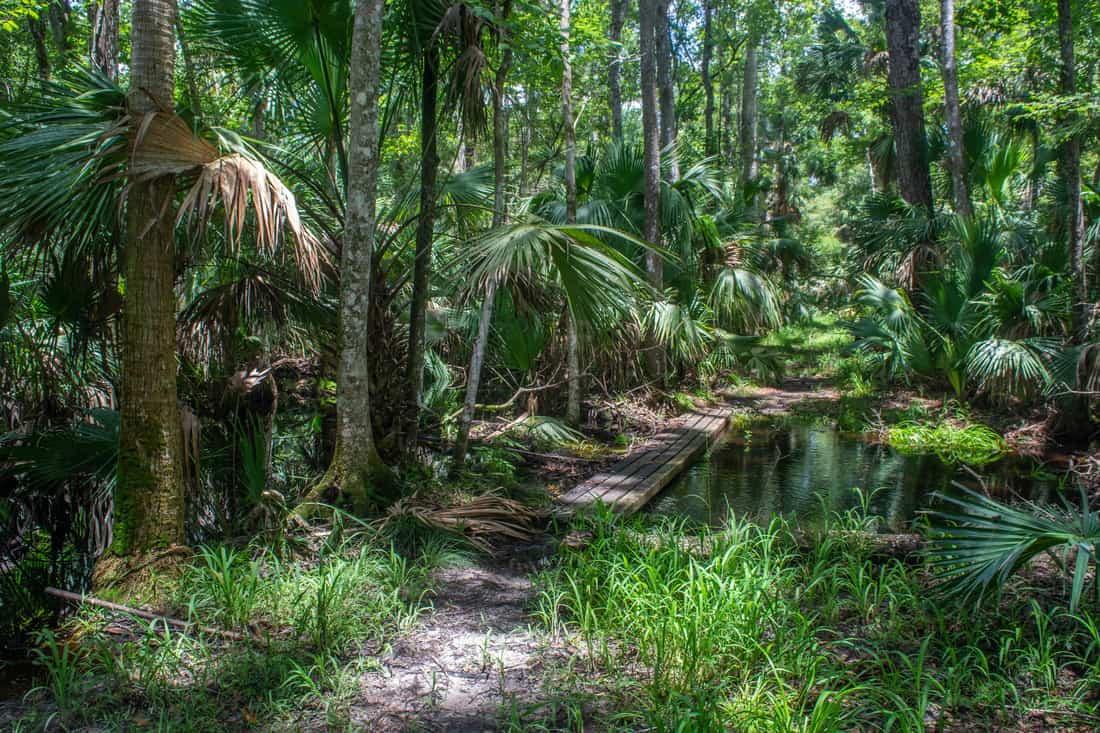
[
  {"xmin": 725, "ymin": 376, "xmax": 841, "ymax": 417},
  {"xmin": 351, "ymin": 547, "xmax": 566, "ymax": 732}
]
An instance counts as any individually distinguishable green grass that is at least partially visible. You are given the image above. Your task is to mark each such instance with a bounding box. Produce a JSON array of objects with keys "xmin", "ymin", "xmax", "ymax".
[
  {"xmin": 525, "ymin": 507, "xmax": 1100, "ymax": 731},
  {"xmin": 15, "ymin": 534, "xmax": 443, "ymax": 732}
]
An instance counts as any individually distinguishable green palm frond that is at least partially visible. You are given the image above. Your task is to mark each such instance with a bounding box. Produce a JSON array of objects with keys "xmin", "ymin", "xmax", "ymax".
[
  {"xmin": 463, "ymin": 218, "xmax": 650, "ymax": 329},
  {"xmin": 709, "ymin": 267, "xmax": 780, "ymax": 334},
  {"xmin": 965, "ymin": 338, "xmax": 1054, "ymax": 399},
  {"xmin": 927, "ymin": 483, "xmax": 1100, "ymax": 611}
]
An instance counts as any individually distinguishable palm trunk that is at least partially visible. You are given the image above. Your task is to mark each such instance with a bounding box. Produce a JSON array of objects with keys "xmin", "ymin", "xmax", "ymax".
[
  {"xmin": 639, "ymin": 0, "xmax": 664, "ymax": 381},
  {"xmin": 608, "ymin": 0, "xmax": 625, "ymax": 140},
  {"xmin": 702, "ymin": 0, "xmax": 715, "ymax": 157},
  {"xmin": 656, "ymin": 0, "xmax": 678, "ymax": 181},
  {"xmin": 561, "ymin": 0, "xmax": 581, "ymax": 425},
  {"xmin": 403, "ymin": 47, "xmax": 440, "ymax": 454},
  {"xmin": 939, "ymin": 0, "xmax": 971, "ymax": 218},
  {"xmin": 454, "ymin": 2, "xmax": 513, "ymax": 466},
  {"xmin": 883, "ymin": 0, "xmax": 933, "ymax": 213},
  {"xmin": 114, "ymin": 0, "xmax": 185, "ymax": 555},
  {"xmin": 327, "ymin": 0, "xmax": 388, "ymax": 510}
]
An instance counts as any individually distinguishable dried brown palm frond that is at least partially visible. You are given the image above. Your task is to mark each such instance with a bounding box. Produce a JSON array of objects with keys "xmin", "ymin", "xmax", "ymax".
[
  {"xmin": 125, "ymin": 112, "xmax": 328, "ymax": 291},
  {"xmin": 819, "ymin": 109, "xmax": 851, "ymax": 143},
  {"xmin": 863, "ymin": 49, "xmax": 889, "ymax": 74},
  {"xmin": 176, "ymin": 155, "xmax": 328, "ymax": 291},
  {"xmin": 382, "ymin": 492, "xmax": 540, "ymax": 551}
]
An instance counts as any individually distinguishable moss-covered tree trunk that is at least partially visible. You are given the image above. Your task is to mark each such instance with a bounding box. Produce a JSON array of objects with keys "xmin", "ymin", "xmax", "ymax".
[{"xmin": 113, "ymin": 0, "xmax": 185, "ymax": 555}]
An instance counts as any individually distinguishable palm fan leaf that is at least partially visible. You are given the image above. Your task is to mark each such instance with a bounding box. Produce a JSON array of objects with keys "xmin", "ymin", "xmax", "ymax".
[{"xmin": 927, "ymin": 483, "xmax": 1100, "ymax": 611}]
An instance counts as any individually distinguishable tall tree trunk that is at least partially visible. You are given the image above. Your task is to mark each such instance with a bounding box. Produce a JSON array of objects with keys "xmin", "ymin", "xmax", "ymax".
[
  {"xmin": 455, "ymin": 1, "xmax": 513, "ymax": 466},
  {"xmin": 656, "ymin": 0, "xmax": 678, "ymax": 181},
  {"xmin": 28, "ymin": 15, "xmax": 51, "ymax": 82},
  {"xmin": 89, "ymin": 0, "xmax": 119, "ymax": 81},
  {"xmin": 721, "ymin": 62, "xmax": 733, "ymax": 167},
  {"xmin": 883, "ymin": 0, "xmax": 933, "ymax": 212},
  {"xmin": 114, "ymin": 0, "xmax": 184, "ymax": 555},
  {"xmin": 325, "ymin": 0, "xmax": 388, "ymax": 510},
  {"xmin": 939, "ymin": 0, "xmax": 970, "ymax": 218},
  {"xmin": 739, "ymin": 40, "xmax": 759, "ymax": 211},
  {"xmin": 403, "ymin": 48, "xmax": 441, "ymax": 453},
  {"xmin": 1058, "ymin": 0, "xmax": 1087, "ymax": 342},
  {"xmin": 177, "ymin": 17, "xmax": 203, "ymax": 119},
  {"xmin": 639, "ymin": 0, "xmax": 664, "ymax": 381},
  {"xmin": 608, "ymin": 0, "xmax": 625, "ymax": 140},
  {"xmin": 702, "ymin": 0, "xmax": 715, "ymax": 157},
  {"xmin": 561, "ymin": 0, "xmax": 581, "ymax": 425},
  {"xmin": 48, "ymin": 1, "xmax": 70, "ymax": 65}
]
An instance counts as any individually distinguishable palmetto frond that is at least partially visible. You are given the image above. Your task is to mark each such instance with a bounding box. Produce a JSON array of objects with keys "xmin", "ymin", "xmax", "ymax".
[
  {"xmin": 463, "ymin": 218, "xmax": 649, "ymax": 329},
  {"xmin": 927, "ymin": 483, "xmax": 1100, "ymax": 611},
  {"xmin": 708, "ymin": 267, "xmax": 780, "ymax": 334},
  {"xmin": 965, "ymin": 337, "xmax": 1054, "ymax": 399}
]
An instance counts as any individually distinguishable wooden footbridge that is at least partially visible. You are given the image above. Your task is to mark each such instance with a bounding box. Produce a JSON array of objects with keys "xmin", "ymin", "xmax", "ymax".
[{"xmin": 556, "ymin": 405, "xmax": 733, "ymax": 516}]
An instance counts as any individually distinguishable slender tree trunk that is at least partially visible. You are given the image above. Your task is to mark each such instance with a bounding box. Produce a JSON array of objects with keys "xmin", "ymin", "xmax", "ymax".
[
  {"xmin": 455, "ymin": 1, "xmax": 513, "ymax": 466},
  {"xmin": 28, "ymin": 15, "xmax": 50, "ymax": 81},
  {"xmin": 702, "ymin": 0, "xmax": 715, "ymax": 157},
  {"xmin": 1058, "ymin": 0, "xmax": 1087, "ymax": 342},
  {"xmin": 176, "ymin": 17, "xmax": 203, "ymax": 119},
  {"xmin": 939, "ymin": 0, "xmax": 970, "ymax": 218},
  {"xmin": 639, "ymin": 0, "xmax": 664, "ymax": 381},
  {"xmin": 883, "ymin": 0, "xmax": 933, "ymax": 212},
  {"xmin": 324, "ymin": 0, "xmax": 388, "ymax": 510},
  {"xmin": 721, "ymin": 63, "xmax": 733, "ymax": 167},
  {"xmin": 739, "ymin": 39, "xmax": 759, "ymax": 209},
  {"xmin": 404, "ymin": 48, "xmax": 441, "ymax": 453},
  {"xmin": 48, "ymin": 1, "xmax": 70, "ymax": 65},
  {"xmin": 608, "ymin": 0, "xmax": 625, "ymax": 140},
  {"xmin": 114, "ymin": 0, "xmax": 185, "ymax": 555},
  {"xmin": 89, "ymin": 0, "xmax": 119, "ymax": 81},
  {"xmin": 561, "ymin": 0, "xmax": 582, "ymax": 425},
  {"xmin": 656, "ymin": 0, "xmax": 678, "ymax": 181}
]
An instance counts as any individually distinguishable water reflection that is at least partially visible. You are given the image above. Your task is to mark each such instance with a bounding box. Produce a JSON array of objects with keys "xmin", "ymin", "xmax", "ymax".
[{"xmin": 649, "ymin": 425, "xmax": 1061, "ymax": 530}]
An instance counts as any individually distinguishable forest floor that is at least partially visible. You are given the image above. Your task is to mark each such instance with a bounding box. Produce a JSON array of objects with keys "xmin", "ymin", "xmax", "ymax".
[{"xmin": 6, "ymin": 321, "xmax": 1095, "ymax": 731}]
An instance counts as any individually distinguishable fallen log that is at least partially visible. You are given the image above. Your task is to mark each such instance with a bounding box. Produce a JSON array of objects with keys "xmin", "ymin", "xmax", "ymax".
[{"xmin": 44, "ymin": 587, "xmax": 254, "ymax": 642}]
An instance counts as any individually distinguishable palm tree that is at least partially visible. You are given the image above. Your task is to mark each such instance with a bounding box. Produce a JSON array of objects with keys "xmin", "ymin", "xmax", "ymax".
[{"xmin": 115, "ymin": 0, "xmax": 187, "ymax": 557}]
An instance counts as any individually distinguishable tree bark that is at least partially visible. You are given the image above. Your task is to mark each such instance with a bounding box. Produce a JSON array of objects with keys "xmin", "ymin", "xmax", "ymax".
[
  {"xmin": 639, "ymin": 0, "xmax": 664, "ymax": 381},
  {"xmin": 403, "ymin": 47, "xmax": 441, "ymax": 453},
  {"xmin": 561, "ymin": 0, "xmax": 581, "ymax": 425},
  {"xmin": 89, "ymin": 0, "xmax": 119, "ymax": 81},
  {"xmin": 28, "ymin": 15, "xmax": 51, "ymax": 82},
  {"xmin": 702, "ymin": 0, "xmax": 715, "ymax": 157},
  {"xmin": 1058, "ymin": 0, "xmax": 1087, "ymax": 342},
  {"xmin": 739, "ymin": 40, "xmax": 759, "ymax": 210},
  {"xmin": 455, "ymin": 1, "xmax": 513, "ymax": 466},
  {"xmin": 608, "ymin": 0, "xmax": 626, "ymax": 140},
  {"xmin": 939, "ymin": 0, "xmax": 970, "ymax": 218},
  {"xmin": 656, "ymin": 0, "xmax": 678, "ymax": 181},
  {"xmin": 115, "ymin": 0, "xmax": 185, "ymax": 555},
  {"xmin": 325, "ymin": 0, "xmax": 388, "ymax": 510},
  {"xmin": 883, "ymin": 0, "xmax": 933, "ymax": 212}
]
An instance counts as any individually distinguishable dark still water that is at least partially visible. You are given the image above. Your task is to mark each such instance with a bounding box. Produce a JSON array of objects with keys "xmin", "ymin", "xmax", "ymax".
[{"xmin": 648, "ymin": 425, "xmax": 1063, "ymax": 530}]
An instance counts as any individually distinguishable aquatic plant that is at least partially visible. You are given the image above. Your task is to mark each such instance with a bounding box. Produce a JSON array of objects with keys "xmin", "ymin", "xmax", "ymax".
[{"xmin": 886, "ymin": 421, "xmax": 1007, "ymax": 465}]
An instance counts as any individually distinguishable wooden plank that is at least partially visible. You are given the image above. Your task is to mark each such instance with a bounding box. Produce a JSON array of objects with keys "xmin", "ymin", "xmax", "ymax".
[
  {"xmin": 556, "ymin": 405, "xmax": 732, "ymax": 515},
  {"xmin": 558, "ymin": 411, "xmax": 710, "ymax": 504}
]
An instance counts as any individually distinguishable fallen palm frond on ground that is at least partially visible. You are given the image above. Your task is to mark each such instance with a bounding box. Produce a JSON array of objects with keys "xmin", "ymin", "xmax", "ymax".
[{"xmin": 381, "ymin": 493, "xmax": 541, "ymax": 551}]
